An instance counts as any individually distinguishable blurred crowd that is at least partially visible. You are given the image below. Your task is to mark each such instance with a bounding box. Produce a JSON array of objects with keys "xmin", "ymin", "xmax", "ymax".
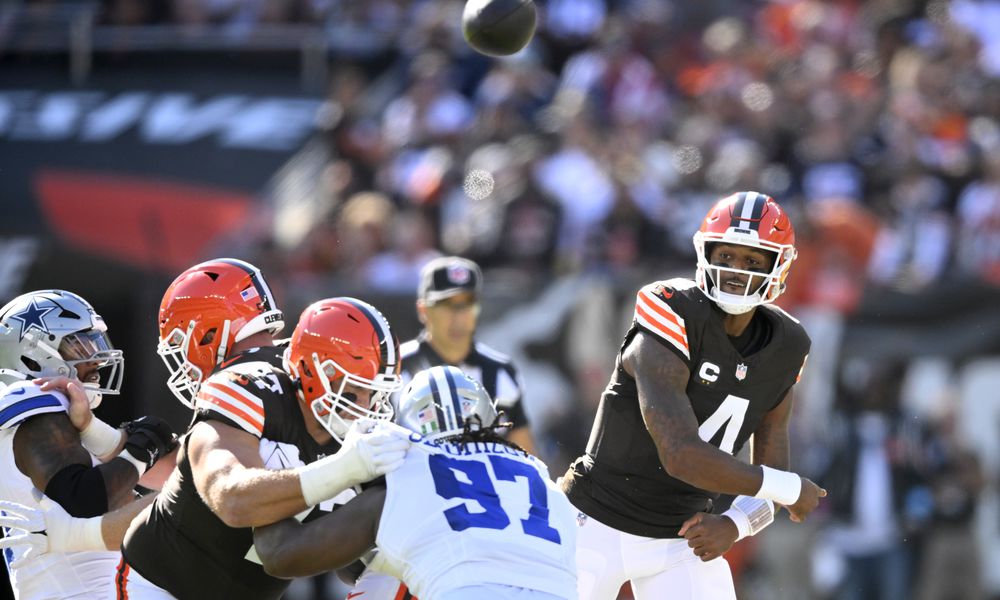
[
  {"xmin": 115, "ymin": 0, "xmax": 997, "ymax": 306},
  {"xmin": 23, "ymin": 1, "xmax": 1000, "ymax": 294},
  {"xmin": 18, "ymin": 0, "xmax": 1000, "ymax": 598},
  {"xmin": 258, "ymin": 2, "xmax": 1000, "ymax": 598}
]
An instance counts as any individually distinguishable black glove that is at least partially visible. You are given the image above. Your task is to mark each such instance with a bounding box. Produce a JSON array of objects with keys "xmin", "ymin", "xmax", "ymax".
[{"xmin": 120, "ymin": 416, "xmax": 179, "ymax": 471}]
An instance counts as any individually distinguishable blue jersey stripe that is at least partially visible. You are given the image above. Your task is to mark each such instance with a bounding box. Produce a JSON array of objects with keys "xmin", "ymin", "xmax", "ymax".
[
  {"xmin": 428, "ymin": 375, "xmax": 448, "ymax": 431},
  {"xmin": 0, "ymin": 394, "xmax": 63, "ymax": 427},
  {"xmin": 444, "ymin": 370, "xmax": 463, "ymax": 429}
]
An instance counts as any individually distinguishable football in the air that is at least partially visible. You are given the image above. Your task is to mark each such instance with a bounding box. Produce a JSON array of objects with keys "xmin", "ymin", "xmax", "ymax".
[{"xmin": 462, "ymin": 0, "xmax": 537, "ymax": 57}]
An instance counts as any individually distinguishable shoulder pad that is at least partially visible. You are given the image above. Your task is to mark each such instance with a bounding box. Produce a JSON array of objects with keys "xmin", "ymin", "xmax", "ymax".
[
  {"xmin": 0, "ymin": 381, "xmax": 70, "ymax": 430},
  {"xmin": 761, "ymin": 305, "xmax": 811, "ymax": 352},
  {"xmin": 763, "ymin": 303, "xmax": 800, "ymax": 324},
  {"xmin": 217, "ymin": 359, "xmax": 280, "ymax": 378},
  {"xmin": 195, "ymin": 368, "xmax": 269, "ymax": 437},
  {"xmin": 661, "ymin": 277, "xmax": 699, "ymax": 292},
  {"xmin": 633, "ymin": 279, "xmax": 705, "ymax": 361}
]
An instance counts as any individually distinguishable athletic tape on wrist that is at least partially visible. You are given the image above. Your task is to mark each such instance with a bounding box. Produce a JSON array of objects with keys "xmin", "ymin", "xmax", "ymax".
[
  {"xmin": 722, "ymin": 507, "xmax": 752, "ymax": 541},
  {"xmin": 298, "ymin": 453, "xmax": 357, "ymax": 507},
  {"xmin": 118, "ymin": 449, "xmax": 147, "ymax": 477},
  {"xmin": 78, "ymin": 515, "xmax": 106, "ymax": 552},
  {"xmin": 79, "ymin": 418, "xmax": 123, "ymax": 459},
  {"xmin": 724, "ymin": 495, "xmax": 775, "ymax": 540}
]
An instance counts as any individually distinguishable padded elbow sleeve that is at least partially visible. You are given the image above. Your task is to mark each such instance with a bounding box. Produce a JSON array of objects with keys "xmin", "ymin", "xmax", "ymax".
[{"xmin": 44, "ymin": 464, "xmax": 109, "ymax": 518}]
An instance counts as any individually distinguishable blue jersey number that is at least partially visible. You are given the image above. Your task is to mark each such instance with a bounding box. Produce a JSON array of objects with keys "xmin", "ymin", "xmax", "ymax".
[{"xmin": 428, "ymin": 454, "xmax": 561, "ymax": 544}]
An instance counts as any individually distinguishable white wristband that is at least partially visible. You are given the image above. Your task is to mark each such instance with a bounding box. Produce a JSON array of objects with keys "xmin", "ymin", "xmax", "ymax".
[
  {"xmin": 722, "ymin": 507, "xmax": 751, "ymax": 541},
  {"xmin": 78, "ymin": 418, "xmax": 124, "ymax": 460},
  {"xmin": 297, "ymin": 453, "xmax": 361, "ymax": 507},
  {"xmin": 118, "ymin": 449, "xmax": 148, "ymax": 477},
  {"xmin": 756, "ymin": 466, "xmax": 802, "ymax": 506},
  {"xmin": 723, "ymin": 495, "xmax": 775, "ymax": 541}
]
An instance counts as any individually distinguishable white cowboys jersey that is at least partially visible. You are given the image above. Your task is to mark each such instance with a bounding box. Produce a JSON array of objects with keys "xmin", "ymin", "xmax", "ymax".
[
  {"xmin": 0, "ymin": 381, "xmax": 119, "ymax": 599},
  {"xmin": 372, "ymin": 438, "xmax": 577, "ymax": 599}
]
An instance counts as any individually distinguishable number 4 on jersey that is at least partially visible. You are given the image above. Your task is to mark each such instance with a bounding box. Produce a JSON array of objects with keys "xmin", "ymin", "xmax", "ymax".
[{"xmin": 698, "ymin": 394, "xmax": 749, "ymax": 454}]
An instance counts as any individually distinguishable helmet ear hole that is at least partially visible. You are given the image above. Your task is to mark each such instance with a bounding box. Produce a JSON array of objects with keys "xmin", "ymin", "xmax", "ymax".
[
  {"xmin": 198, "ymin": 328, "xmax": 217, "ymax": 346},
  {"xmin": 21, "ymin": 356, "xmax": 41, "ymax": 372},
  {"xmin": 299, "ymin": 360, "xmax": 315, "ymax": 394}
]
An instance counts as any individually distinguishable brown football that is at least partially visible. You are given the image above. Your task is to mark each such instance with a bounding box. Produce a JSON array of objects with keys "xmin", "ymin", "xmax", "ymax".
[{"xmin": 462, "ymin": 0, "xmax": 537, "ymax": 57}]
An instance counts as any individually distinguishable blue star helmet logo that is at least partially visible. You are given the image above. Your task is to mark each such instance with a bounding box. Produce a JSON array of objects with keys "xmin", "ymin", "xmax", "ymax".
[{"xmin": 10, "ymin": 298, "xmax": 56, "ymax": 342}]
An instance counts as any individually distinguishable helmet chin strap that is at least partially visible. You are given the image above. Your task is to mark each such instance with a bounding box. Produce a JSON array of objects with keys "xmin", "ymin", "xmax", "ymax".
[{"xmin": 83, "ymin": 384, "xmax": 103, "ymax": 409}]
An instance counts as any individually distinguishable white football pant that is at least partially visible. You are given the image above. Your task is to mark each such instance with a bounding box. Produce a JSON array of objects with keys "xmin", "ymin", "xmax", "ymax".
[{"xmin": 575, "ymin": 512, "xmax": 737, "ymax": 600}]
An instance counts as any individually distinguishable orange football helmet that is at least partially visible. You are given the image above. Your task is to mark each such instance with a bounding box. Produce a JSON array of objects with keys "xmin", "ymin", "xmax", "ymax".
[
  {"xmin": 157, "ymin": 258, "xmax": 284, "ymax": 407},
  {"xmin": 283, "ymin": 297, "xmax": 402, "ymax": 442},
  {"xmin": 693, "ymin": 191, "xmax": 797, "ymax": 314}
]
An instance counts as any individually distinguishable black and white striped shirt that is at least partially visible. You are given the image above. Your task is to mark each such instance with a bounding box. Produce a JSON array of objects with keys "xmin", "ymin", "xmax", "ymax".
[{"xmin": 398, "ymin": 332, "xmax": 528, "ymax": 429}]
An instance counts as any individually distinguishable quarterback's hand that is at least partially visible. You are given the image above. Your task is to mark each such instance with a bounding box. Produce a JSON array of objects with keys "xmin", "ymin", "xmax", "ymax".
[
  {"xmin": 784, "ymin": 477, "xmax": 826, "ymax": 523},
  {"xmin": 121, "ymin": 416, "xmax": 180, "ymax": 472},
  {"xmin": 338, "ymin": 419, "xmax": 411, "ymax": 485},
  {"xmin": 34, "ymin": 376, "xmax": 92, "ymax": 431},
  {"xmin": 0, "ymin": 491, "xmax": 104, "ymax": 568},
  {"xmin": 678, "ymin": 513, "xmax": 738, "ymax": 562}
]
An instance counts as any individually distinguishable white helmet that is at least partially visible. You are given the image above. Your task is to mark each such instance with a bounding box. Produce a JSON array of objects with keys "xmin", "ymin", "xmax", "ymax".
[
  {"xmin": 0, "ymin": 290, "xmax": 123, "ymax": 407},
  {"xmin": 396, "ymin": 365, "xmax": 497, "ymax": 440}
]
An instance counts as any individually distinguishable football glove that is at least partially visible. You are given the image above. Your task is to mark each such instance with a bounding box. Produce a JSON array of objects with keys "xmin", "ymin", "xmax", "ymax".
[
  {"xmin": 120, "ymin": 416, "xmax": 179, "ymax": 473},
  {"xmin": 0, "ymin": 490, "xmax": 104, "ymax": 568}
]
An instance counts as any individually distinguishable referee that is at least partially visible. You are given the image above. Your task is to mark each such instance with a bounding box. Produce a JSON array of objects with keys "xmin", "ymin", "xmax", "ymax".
[{"xmin": 400, "ymin": 256, "xmax": 535, "ymax": 454}]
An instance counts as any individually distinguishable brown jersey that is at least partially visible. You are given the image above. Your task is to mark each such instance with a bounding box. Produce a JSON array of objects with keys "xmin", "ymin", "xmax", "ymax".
[
  {"xmin": 122, "ymin": 346, "xmax": 347, "ymax": 599},
  {"xmin": 562, "ymin": 278, "xmax": 810, "ymax": 538}
]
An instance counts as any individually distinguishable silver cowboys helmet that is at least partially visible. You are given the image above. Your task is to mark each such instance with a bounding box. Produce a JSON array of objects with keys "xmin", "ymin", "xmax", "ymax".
[
  {"xmin": 0, "ymin": 290, "xmax": 124, "ymax": 407},
  {"xmin": 396, "ymin": 365, "xmax": 497, "ymax": 440}
]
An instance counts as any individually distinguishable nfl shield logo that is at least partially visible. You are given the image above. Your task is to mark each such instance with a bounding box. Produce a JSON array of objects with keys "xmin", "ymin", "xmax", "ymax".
[
  {"xmin": 447, "ymin": 265, "xmax": 471, "ymax": 284},
  {"xmin": 735, "ymin": 363, "xmax": 748, "ymax": 381}
]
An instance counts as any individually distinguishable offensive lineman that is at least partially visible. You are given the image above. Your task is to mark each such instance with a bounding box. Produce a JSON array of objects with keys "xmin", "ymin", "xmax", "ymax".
[{"xmin": 117, "ymin": 261, "xmax": 411, "ymax": 599}]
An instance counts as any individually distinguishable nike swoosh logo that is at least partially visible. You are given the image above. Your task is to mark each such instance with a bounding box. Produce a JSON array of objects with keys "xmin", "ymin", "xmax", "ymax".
[
  {"xmin": 7, "ymin": 388, "xmax": 26, "ymax": 396},
  {"xmin": 346, "ymin": 593, "xmax": 365, "ymax": 599}
]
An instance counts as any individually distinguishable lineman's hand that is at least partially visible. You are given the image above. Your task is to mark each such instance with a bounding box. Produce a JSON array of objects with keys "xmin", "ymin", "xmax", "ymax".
[
  {"xmin": 34, "ymin": 376, "xmax": 91, "ymax": 431},
  {"xmin": 0, "ymin": 490, "xmax": 104, "ymax": 567},
  {"xmin": 784, "ymin": 477, "xmax": 826, "ymax": 523},
  {"xmin": 678, "ymin": 513, "xmax": 738, "ymax": 562},
  {"xmin": 121, "ymin": 416, "xmax": 180, "ymax": 472},
  {"xmin": 339, "ymin": 419, "xmax": 412, "ymax": 485}
]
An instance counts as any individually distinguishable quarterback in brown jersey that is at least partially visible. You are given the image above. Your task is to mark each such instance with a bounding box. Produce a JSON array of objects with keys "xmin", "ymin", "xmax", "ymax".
[{"xmin": 561, "ymin": 192, "xmax": 826, "ymax": 600}]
